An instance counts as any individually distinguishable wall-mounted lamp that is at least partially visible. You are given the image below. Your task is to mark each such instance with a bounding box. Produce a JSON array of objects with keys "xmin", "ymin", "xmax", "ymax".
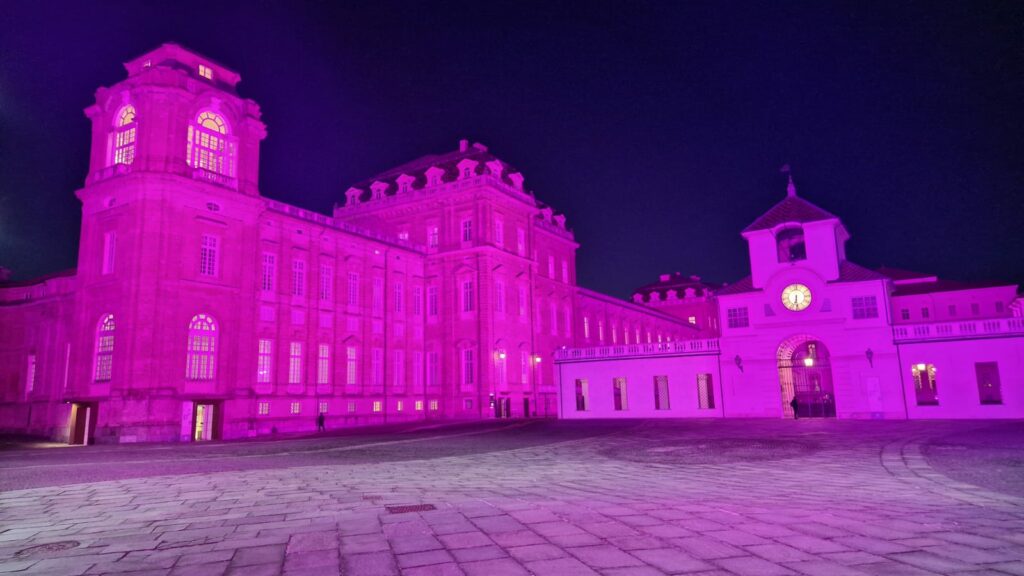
[
  {"xmin": 803, "ymin": 357, "xmax": 814, "ymax": 367},
  {"xmin": 734, "ymin": 355, "xmax": 743, "ymax": 373},
  {"xmin": 496, "ymin": 351, "xmax": 506, "ymax": 360},
  {"xmin": 865, "ymin": 348, "xmax": 874, "ymax": 368},
  {"xmin": 916, "ymin": 363, "xmax": 927, "ymax": 371},
  {"xmin": 533, "ymin": 355, "xmax": 542, "ymax": 364}
]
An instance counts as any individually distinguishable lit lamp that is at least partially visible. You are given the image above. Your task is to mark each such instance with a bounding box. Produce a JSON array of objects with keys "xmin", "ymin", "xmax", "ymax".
[
  {"xmin": 533, "ymin": 355, "xmax": 542, "ymax": 363},
  {"xmin": 496, "ymin": 351, "xmax": 506, "ymax": 360},
  {"xmin": 916, "ymin": 363, "xmax": 927, "ymax": 371},
  {"xmin": 803, "ymin": 357, "xmax": 814, "ymax": 367}
]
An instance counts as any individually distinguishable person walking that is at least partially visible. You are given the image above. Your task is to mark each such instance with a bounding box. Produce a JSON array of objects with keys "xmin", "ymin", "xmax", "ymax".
[
  {"xmin": 790, "ymin": 395, "xmax": 799, "ymax": 419},
  {"xmin": 316, "ymin": 411, "xmax": 326, "ymax": 432}
]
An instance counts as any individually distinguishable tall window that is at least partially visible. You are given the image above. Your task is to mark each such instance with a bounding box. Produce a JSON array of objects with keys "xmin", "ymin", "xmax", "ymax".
[
  {"xmin": 413, "ymin": 287, "xmax": 422, "ymax": 316},
  {"xmin": 520, "ymin": 351, "xmax": 530, "ymax": 387},
  {"xmin": 256, "ymin": 339, "xmax": 273, "ymax": 384},
  {"xmin": 516, "ymin": 228, "xmax": 526, "ymax": 256},
  {"xmin": 494, "ymin": 217, "xmax": 504, "ymax": 247},
  {"xmin": 461, "ymin": 219, "xmax": 473, "ymax": 243},
  {"xmin": 394, "ymin": 282, "xmax": 404, "ymax": 313},
  {"xmin": 496, "ymin": 350, "xmax": 507, "ymax": 391},
  {"xmin": 317, "ymin": 344, "xmax": 330, "ymax": 386},
  {"xmin": 185, "ymin": 314, "xmax": 217, "ymax": 380},
  {"xmin": 776, "ymin": 227, "xmax": 806, "ymax": 262},
  {"xmin": 851, "ymin": 296, "xmax": 878, "ymax": 319},
  {"xmin": 261, "ymin": 253, "xmax": 276, "ymax": 292},
  {"xmin": 975, "ymin": 362, "xmax": 1002, "ymax": 405},
  {"xmin": 393, "ymin": 350, "xmax": 405, "ymax": 392},
  {"xmin": 413, "ymin": 351, "xmax": 423, "ymax": 392},
  {"xmin": 575, "ymin": 379, "xmax": 589, "ymax": 411},
  {"xmin": 291, "ymin": 260, "xmax": 306, "ymax": 297},
  {"xmin": 495, "ymin": 282, "xmax": 505, "ymax": 314},
  {"xmin": 25, "ymin": 354, "xmax": 36, "ymax": 397},
  {"xmin": 726, "ymin": 307, "xmax": 749, "ymax": 328},
  {"xmin": 697, "ymin": 373, "xmax": 715, "ymax": 409},
  {"xmin": 583, "ymin": 317, "xmax": 590, "ymax": 339},
  {"xmin": 372, "ymin": 348, "xmax": 383, "ymax": 392},
  {"xmin": 518, "ymin": 285, "xmax": 527, "ymax": 318},
  {"xmin": 550, "ymin": 303, "xmax": 558, "ymax": 335},
  {"xmin": 912, "ymin": 363, "xmax": 938, "ymax": 405},
  {"xmin": 428, "ymin": 225, "xmax": 439, "ymax": 248},
  {"xmin": 199, "ymin": 235, "xmax": 218, "ymax": 277},
  {"xmin": 428, "ymin": 286, "xmax": 439, "ymax": 317},
  {"xmin": 346, "ymin": 346, "xmax": 358, "ymax": 389},
  {"xmin": 461, "ymin": 348, "xmax": 475, "ymax": 391},
  {"xmin": 561, "ymin": 260, "xmax": 569, "ymax": 283},
  {"xmin": 654, "ymin": 375, "xmax": 670, "ymax": 410},
  {"xmin": 427, "ymin": 351, "xmax": 439, "ymax": 391},
  {"xmin": 372, "ymin": 278, "xmax": 383, "ymax": 315},
  {"xmin": 102, "ymin": 232, "xmax": 117, "ymax": 275},
  {"xmin": 347, "ymin": 273, "xmax": 359, "ymax": 306},
  {"xmin": 319, "ymin": 265, "xmax": 333, "ymax": 301},
  {"xmin": 547, "ymin": 255, "xmax": 555, "ymax": 278},
  {"xmin": 187, "ymin": 111, "xmax": 235, "ymax": 179},
  {"xmin": 94, "ymin": 314, "xmax": 115, "ymax": 382},
  {"xmin": 288, "ymin": 342, "xmax": 303, "ymax": 384},
  {"xmin": 613, "ymin": 378, "xmax": 628, "ymax": 411},
  {"xmin": 111, "ymin": 105, "xmax": 137, "ymax": 166},
  {"xmin": 462, "ymin": 281, "xmax": 475, "ymax": 312}
]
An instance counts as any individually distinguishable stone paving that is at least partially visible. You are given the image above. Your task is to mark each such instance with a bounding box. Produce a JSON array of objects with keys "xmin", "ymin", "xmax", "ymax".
[{"xmin": 1, "ymin": 419, "xmax": 1023, "ymax": 576}]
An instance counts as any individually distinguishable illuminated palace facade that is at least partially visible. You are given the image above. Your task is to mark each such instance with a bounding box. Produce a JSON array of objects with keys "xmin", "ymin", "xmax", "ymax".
[{"xmin": 0, "ymin": 44, "xmax": 689, "ymax": 443}]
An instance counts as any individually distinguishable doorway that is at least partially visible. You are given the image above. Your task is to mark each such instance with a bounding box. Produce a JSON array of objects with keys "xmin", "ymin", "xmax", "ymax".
[
  {"xmin": 778, "ymin": 338, "xmax": 836, "ymax": 418},
  {"xmin": 69, "ymin": 402, "xmax": 97, "ymax": 445},
  {"xmin": 523, "ymin": 398, "xmax": 530, "ymax": 418},
  {"xmin": 192, "ymin": 402, "xmax": 221, "ymax": 441}
]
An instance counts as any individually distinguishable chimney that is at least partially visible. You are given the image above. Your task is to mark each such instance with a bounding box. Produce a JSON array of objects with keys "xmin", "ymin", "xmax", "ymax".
[{"xmin": 459, "ymin": 139, "xmax": 469, "ymax": 152}]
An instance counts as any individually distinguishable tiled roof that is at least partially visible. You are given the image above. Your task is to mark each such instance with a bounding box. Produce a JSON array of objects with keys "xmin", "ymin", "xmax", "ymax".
[
  {"xmin": 875, "ymin": 266, "xmax": 935, "ymax": 282},
  {"xmin": 889, "ymin": 278, "xmax": 1014, "ymax": 296},
  {"xmin": 633, "ymin": 273, "xmax": 721, "ymax": 299},
  {"xmin": 742, "ymin": 195, "xmax": 838, "ymax": 233},
  {"xmin": 715, "ymin": 276, "xmax": 757, "ymax": 296},
  {"xmin": 833, "ymin": 261, "xmax": 889, "ymax": 283}
]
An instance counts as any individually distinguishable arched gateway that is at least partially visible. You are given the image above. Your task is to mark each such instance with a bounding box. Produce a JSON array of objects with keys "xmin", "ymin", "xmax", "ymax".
[{"xmin": 778, "ymin": 335, "xmax": 836, "ymax": 418}]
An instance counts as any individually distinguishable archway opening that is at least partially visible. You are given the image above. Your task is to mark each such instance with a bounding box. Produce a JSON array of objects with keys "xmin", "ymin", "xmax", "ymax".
[{"xmin": 778, "ymin": 336, "xmax": 836, "ymax": 418}]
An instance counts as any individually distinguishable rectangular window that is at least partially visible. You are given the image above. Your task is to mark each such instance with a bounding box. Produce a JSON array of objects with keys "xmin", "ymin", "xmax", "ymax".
[
  {"xmin": 430, "ymin": 399, "xmax": 439, "ymax": 411},
  {"xmin": 462, "ymin": 281, "xmax": 475, "ymax": 312},
  {"xmin": 654, "ymin": 375, "xmax": 670, "ymax": 410},
  {"xmin": 413, "ymin": 287, "xmax": 422, "ymax": 316},
  {"xmin": 948, "ymin": 304, "xmax": 957, "ymax": 316},
  {"xmin": 971, "ymin": 303, "xmax": 980, "ymax": 315},
  {"xmin": 394, "ymin": 282, "xmax": 404, "ymax": 313},
  {"xmin": 102, "ymin": 231, "xmax": 116, "ymax": 275},
  {"xmin": 372, "ymin": 401, "xmax": 382, "ymax": 413},
  {"xmin": 996, "ymin": 301, "xmax": 1005, "ymax": 313},
  {"xmin": 288, "ymin": 342, "xmax": 303, "ymax": 384},
  {"xmin": 25, "ymin": 354, "xmax": 36, "ymax": 396},
  {"xmin": 598, "ymin": 321, "xmax": 605, "ymax": 341},
  {"xmin": 688, "ymin": 316, "xmax": 697, "ymax": 325},
  {"xmin": 393, "ymin": 350, "xmax": 405, "ymax": 391},
  {"xmin": 495, "ymin": 281, "xmax": 505, "ymax": 314},
  {"xmin": 697, "ymin": 373, "xmax": 715, "ymax": 409},
  {"xmin": 912, "ymin": 363, "xmax": 938, "ymax": 405},
  {"xmin": 583, "ymin": 317, "xmax": 591, "ymax": 339},
  {"xmin": 613, "ymin": 377, "xmax": 628, "ymax": 411},
  {"xmin": 261, "ymin": 253, "xmax": 276, "ymax": 292},
  {"xmin": 319, "ymin": 264, "xmax": 333, "ymax": 301},
  {"xmin": 462, "ymin": 348, "xmax": 475, "ymax": 390},
  {"xmin": 976, "ymin": 362, "xmax": 1002, "ymax": 405},
  {"xmin": 290, "ymin": 401, "xmax": 301, "ymax": 415},
  {"xmin": 396, "ymin": 400, "xmax": 404, "ymax": 412},
  {"xmin": 413, "ymin": 351, "xmax": 422, "ymax": 392},
  {"xmin": 257, "ymin": 339, "xmax": 273, "ymax": 383},
  {"xmin": 851, "ymin": 296, "xmax": 878, "ymax": 319},
  {"xmin": 291, "ymin": 260, "xmax": 306, "ymax": 297},
  {"xmin": 317, "ymin": 344, "xmax": 330, "ymax": 385},
  {"xmin": 415, "ymin": 400, "xmax": 424, "ymax": 411},
  {"xmin": 520, "ymin": 351, "xmax": 530, "ymax": 386},
  {"xmin": 461, "ymin": 219, "xmax": 472, "ymax": 243},
  {"xmin": 346, "ymin": 346, "xmax": 358, "ymax": 388},
  {"xmin": 494, "ymin": 217, "xmax": 504, "ymax": 247},
  {"xmin": 561, "ymin": 260, "xmax": 569, "ymax": 283},
  {"xmin": 372, "ymin": 348, "xmax": 383, "ymax": 391},
  {"xmin": 575, "ymin": 379, "xmax": 589, "ymax": 411},
  {"xmin": 347, "ymin": 401, "xmax": 356, "ymax": 413},
  {"xmin": 563, "ymin": 308, "xmax": 572, "ymax": 337},
  {"xmin": 372, "ymin": 278, "xmax": 383, "ymax": 315},
  {"xmin": 547, "ymin": 255, "xmax": 555, "ymax": 278},
  {"xmin": 518, "ymin": 285, "xmax": 527, "ymax": 317},
  {"xmin": 463, "ymin": 398, "xmax": 474, "ymax": 411},
  {"xmin": 726, "ymin": 307, "xmax": 749, "ymax": 328},
  {"xmin": 200, "ymin": 235, "xmax": 218, "ymax": 277},
  {"xmin": 198, "ymin": 64, "xmax": 213, "ymax": 80},
  {"xmin": 516, "ymin": 228, "xmax": 526, "ymax": 256},
  {"xmin": 551, "ymin": 304, "xmax": 558, "ymax": 335},
  {"xmin": 921, "ymin": 307, "xmax": 930, "ymax": 319},
  {"xmin": 427, "ymin": 225, "xmax": 439, "ymax": 248},
  {"xmin": 258, "ymin": 401, "xmax": 270, "ymax": 415},
  {"xmin": 318, "ymin": 400, "xmax": 328, "ymax": 414},
  {"xmin": 427, "ymin": 351, "xmax": 439, "ymax": 390},
  {"xmin": 428, "ymin": 286, "xmax": 439, "ymax": 317},
  {"xmin": 347, "ymin": 273, "xmax": 359, "ymax": 306},
  {"xmin": 900, "ymin": 309, "xmax": 910, "ymax": 321}
]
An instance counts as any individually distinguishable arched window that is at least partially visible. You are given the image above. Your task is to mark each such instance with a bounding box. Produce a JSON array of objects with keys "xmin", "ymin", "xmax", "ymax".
[
  {"xmin": 776, "ymin": 227, "xmax": 806, "ymax": 262},
  {"xmin": 186, "ymin": 313, "xmax": 218, "ymax": 380},
  {"xmin": 186, "ymin": 111, "xmax": 236, "ymax": 181},
  {"xmin": 111, "ymin": 105, "xmax": 137, "ymax": 166},
  {"xmin": 94, "ymin": 314, "xmax": 115, "ymax": 382}
]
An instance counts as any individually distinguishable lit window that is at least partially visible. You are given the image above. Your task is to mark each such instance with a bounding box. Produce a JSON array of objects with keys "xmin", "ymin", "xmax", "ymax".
[
  {"xmin": 347, "ymin": 401, "xmax": 356, "ymax": 412},
  {"xmin": 185, "ymin": 314, "xmax": 217, "ymax": 380},
  {"xmin": 261, "ymin": 253, "xmax": 276, "ymax": 292},
  {"xmin": 319, "ymin": 401, "xmax": 328, "ymax": 414},
  {"xmin": 257, "ymin": 339, "xmax": 273, "ymax": 384},
  {"xmin": 199, "ymin": 235, "xmax": 219, "ymax": 277},
  {"xmin": 726, "ymin": 307, "xmax": 749, "ymax": 328},
  {"xmin": 291, "ymin": 260, "xmax": 306, "ymax": 297},
  {"xmin": 462, "ymin": 348, "xmax": 475, "ymax": 391},
  {"xmin": 290, "ymin": 401, "xmax": 301, "ymax": 415},
  {"xmin": 583, "ymin": 317, "xmax": 590, "ymax": 339},
  {"xmin": 317, "ymin": 344, "xmax": 330, "ymax": 385},
  {"xmin": 25, "ymin": 354, "xmax": 36, "ymax": 397},
  {"xmin": 102, "ymin": 231, "xmax": 117, "ymax": 275},
  {"xmin": 427, "ymin": 226, "xmax": 439, "ymax": 248},
  {"xmin": 688, "ymin": 316, "xmax": 696, "ymax": 325},
  {"xmin": 654, "ymin": 375, "xmax": 670, "ymax": 410},
  {"xmin": 319, "ymin": 265, "xmax": 333, "ymax": 301},
  {"xmin": 613, "ymin": 377, "xmax": 628, "ymax": 411},
  {"xmin": 561, "ymin": 260, "xmax": 569, "ymax": 283},
  {"xmin": 288, "ymin": 342, "xmax": 303, "ymax": 385},
  {"xmin": 398, "ymin": 231, "xmax": 409, "ymax": 241},
  {"xmin": 976, "ymin": 362, "xmax": 1002, "ymax": 405},
  {"xmin": 851, "ymin": 296, "xmax": 878, "ymax": 319},
  {"xmin": 912, "ymin": 363, "xmax": 938, "ymax": 405},
  {"xmin": 415, "ymin": 400, "xmax": 424, "ymax": 411},
  {"xmin": 697, "ymin": 373, "xmax": 715, "ymax": 409},
  {"xmin": 429, "ymin": 399, "xmax": 439, "ymax": 411},
  {"xmin": 186, "ymin": 110, "xmax": 236, "ymax": 181},
  {"xmin": 598, "ymin": 321, "xmax": 605, "ymax": 341},
  {"xmin": 396, "ymin": 400, "xmax": 404, "ymax": 412},
  {"xmin": 575, "ymin": 379, "xmax": 589, "ymax": 411},
  {"xmin": 345, "ymin": 346, "xmax": 359, "ymax": 389},
  {"xmin": 198, "ymin": 64, "xmax": 213, "ymax": 80},
  {"xmin": 496, "ymin": 349, "xmax": 507, "ymax": 390},
  {"xmin": 94, "ymin": 314, "xmax": 115, "ymax": 382},
  {"xmin": 372, "ymin": 401, "xmax": 382, "ymax": 413},
  {"xmin": 111, "ymin": 105, "xmax": 137, "ymax": 166},
  {"xmin": 258, "ymin": 401, "xmax": 270, "ymax": 415}
]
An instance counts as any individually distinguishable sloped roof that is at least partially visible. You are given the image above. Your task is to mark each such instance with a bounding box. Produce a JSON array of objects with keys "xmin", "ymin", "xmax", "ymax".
[
  {"xmin": 875, "ymin": 266, "xmax": 936, "ymax": 282},
  {"xmin": 742, "ymin": 195, "xmax": 838, "ymax": 233},
  {"xmin": 888, "ymin": 278, "xmax": 1014, "ymax": 296},
  {"xmin": 833, "ymin": 261, "xmax": 889, "ymax": 283},
  {"xmin": 715, "ymin": 276, "xmax": 756, "ymax": 296},
  {"xmin": 633, "ymin": 272, "xmax": 721, "ymax": 299}
]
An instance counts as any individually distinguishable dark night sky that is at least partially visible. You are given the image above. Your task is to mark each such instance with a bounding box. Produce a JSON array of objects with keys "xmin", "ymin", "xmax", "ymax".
[{"xmin": 1, "ymin": 1, "xmax": 1022, "ymax": 298}]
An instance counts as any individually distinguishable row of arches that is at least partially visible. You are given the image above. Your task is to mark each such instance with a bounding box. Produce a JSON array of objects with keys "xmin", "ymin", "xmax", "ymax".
[
  {"xmin": 107, "ymin": 105, "xmax": 236, "ymax": 179},
  {"xmin": 93, "ymin": 313, "xmax": 217, "ymax": 383}
]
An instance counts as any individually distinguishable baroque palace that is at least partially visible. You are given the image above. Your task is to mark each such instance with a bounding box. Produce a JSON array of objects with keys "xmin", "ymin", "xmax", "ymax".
[{"xmin": 2, "ymin": 45, "xmax": 1022, "ymax": 444}]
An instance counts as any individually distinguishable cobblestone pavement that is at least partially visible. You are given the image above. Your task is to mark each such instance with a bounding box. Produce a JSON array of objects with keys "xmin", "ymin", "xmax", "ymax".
[{"xmin": 1, "ymin": 419, "xmax": 1023, "ymax": 576}]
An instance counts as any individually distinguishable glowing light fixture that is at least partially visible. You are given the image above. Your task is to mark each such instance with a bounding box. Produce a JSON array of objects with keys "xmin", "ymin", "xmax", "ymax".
[
  {"xmin": 496, "ymin": 351, "xmax": 506, "ymax": 359},
  {"xmin": 803, "ymin": 357, "xmax": 814, "ymax": 367},
  {"xmin": 916, "ymin": 363, "xmax": 927, "ymax": 371}
]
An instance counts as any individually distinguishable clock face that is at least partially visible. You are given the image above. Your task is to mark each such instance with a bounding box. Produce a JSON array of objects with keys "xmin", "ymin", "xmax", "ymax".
[{"xmin": 781, "ymin": 283, "xmax": 812, "ymax": 311}]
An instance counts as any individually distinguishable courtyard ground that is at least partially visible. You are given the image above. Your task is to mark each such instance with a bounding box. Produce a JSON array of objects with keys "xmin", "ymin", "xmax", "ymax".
[{"xmin": 1, "ymin": 418, "xmax": 1023, "ymax": 576}]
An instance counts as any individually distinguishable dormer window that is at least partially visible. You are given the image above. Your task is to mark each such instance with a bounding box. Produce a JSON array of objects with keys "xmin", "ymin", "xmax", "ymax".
[
  {"xmin": 396, "ymin": 174, "xmax": 414, "ymax": 194},
  {"xmin": 345, "ymin": 187, "xmax": 362, "ymax": 206},
  {"xmin": 198, "ymin": 64, "xmax": 213, "ymax": 80},
  {"xmin": 776, "ymin": 227, "xmax": 806, "ymax": 262},
  {"xmin": 370, "ymin": 181, "xmax": 388, "ymax": 200},
  {"xmin": 425, "ymin": 166, "xmax": 444, "ymax": 187},
  {"xmin": 187, "ymin": 110, "xmax": 237, "ymax": 184},
  {"xmin": 456, "ymin": 159, "xmax": 479, "ymax": 180},
  {"xmin": 110, "ymin": 104, "xmax": 137, "ymax": 166}
]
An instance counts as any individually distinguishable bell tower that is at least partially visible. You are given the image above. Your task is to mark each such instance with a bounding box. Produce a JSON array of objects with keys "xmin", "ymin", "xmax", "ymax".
[{"xmin": 83, "ymin": 43, "xmax": 266, "ymax": 195}]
